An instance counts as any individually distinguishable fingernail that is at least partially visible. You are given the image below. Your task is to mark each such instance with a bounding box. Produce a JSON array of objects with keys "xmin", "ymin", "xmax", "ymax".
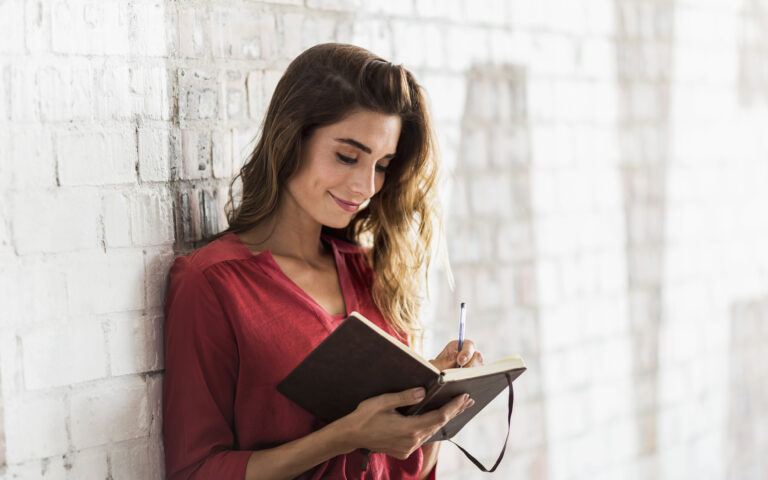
[
  {"xmin": 462, "ymin": 394, "xmax": 469, "ymax": 402},
  {"xmin": 459, "ymin": 354, "xmax": 468, "ymax": 363},
  {"xmin": 414, "ymin": 388, "xmax": 425, "ymax": 399}
]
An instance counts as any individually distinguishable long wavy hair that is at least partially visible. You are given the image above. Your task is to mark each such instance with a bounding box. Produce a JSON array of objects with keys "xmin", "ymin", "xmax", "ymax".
[{"xmin": 211, "ymin": 43, "xmax": 444, "ymax": 349}]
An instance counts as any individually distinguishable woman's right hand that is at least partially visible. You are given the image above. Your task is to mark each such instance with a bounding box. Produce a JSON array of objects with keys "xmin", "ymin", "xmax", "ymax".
[{"xmin": 334, "ymin": 387, "xmax": 475, "ymax": 460}]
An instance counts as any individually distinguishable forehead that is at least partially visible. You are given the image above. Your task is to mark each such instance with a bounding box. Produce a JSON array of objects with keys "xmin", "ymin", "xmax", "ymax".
[{"xmin": 318, "ymin": 110, "xmax": 401, "ymax": 153}]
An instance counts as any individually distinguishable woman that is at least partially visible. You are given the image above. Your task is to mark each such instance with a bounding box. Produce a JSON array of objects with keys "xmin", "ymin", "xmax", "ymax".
[{"xmin": 163, "ymin": 43, "xmax": 484, "ymax": 479}]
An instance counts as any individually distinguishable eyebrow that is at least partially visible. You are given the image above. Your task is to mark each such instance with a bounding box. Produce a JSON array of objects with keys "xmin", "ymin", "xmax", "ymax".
[{"xmin": 334, "ymin": 138, "xmax": 395, "ymax": 159}]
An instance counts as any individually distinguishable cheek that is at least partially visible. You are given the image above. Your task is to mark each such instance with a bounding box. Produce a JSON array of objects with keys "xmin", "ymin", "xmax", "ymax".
[{"xmin": 374, "ymin": 174, "xmax": 386, "ymax": 194}]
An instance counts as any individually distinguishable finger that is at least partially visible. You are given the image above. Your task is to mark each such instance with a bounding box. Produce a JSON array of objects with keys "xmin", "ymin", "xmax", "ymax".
[
  {"xmin": 372, "ymin": 387, "xmax": 426, "ymax": 410},
  {"xmin": 465, "ymin": 351, "xmax": 484, "ymax": 368},
  {"xmin": 417, "ymin": 393, "xmax": 468, "ymax": 428},
  {"xmin": 434, "ymin": 341, "xmax": 459, "ymax": 361},
  {"xmin": 456, "ymin": 340, "xmax": 477, "ymax": 366}
]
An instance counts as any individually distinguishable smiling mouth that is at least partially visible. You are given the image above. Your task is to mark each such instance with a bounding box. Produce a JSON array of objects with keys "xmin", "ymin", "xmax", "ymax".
[{"xmin": 329, "ymin": 192, "xmax": 361, "ymax": 212}]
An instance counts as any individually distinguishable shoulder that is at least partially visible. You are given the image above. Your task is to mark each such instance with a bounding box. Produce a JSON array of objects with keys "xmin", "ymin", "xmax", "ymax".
[
  {"xmin": 168, "ymin": 233, "xmax": 254, "ymax": 293},
  {"xmin": 173, "ymin": 233, "xmax": 252, "ymax": 274}
]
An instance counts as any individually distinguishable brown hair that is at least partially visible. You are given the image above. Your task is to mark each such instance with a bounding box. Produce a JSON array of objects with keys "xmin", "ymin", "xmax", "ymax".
[{"xmin": 212, "ymin": 43, "xmax": 443, "ymax": 348}]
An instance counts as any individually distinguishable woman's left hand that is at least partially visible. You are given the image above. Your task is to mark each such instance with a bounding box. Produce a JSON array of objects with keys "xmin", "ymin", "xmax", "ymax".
[{"xmin": 429, "ymin": 339, "xmax": 484, "ymax": 371}]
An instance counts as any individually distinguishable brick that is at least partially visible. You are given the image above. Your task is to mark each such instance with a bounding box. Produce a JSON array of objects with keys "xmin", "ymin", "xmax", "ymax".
[
  {"xmin": 138, "ymin": 126, "xmax": 171, "ymax": 182},
  {"xmin": 68, "ymin": 447, "xmax": 109, "ymax": 480},
  {"xmin": 440, "ymin": 25, "xmax": 488, "ymax": 72},
  {"xmin": 299, "ymin": 15, "xmax": 335, "ymax": 50},
  {"xmin": 103, "ymin": 191, "xmax": 132, "ymax": 247},
  {"xmin": 130, "ymin": 66, "xmax": 171, "ymax": 120},
  {"xmin": 0, "ymin": 65, "xmax": 8, "ymax": 121},
  {"xmin": 414, "ymin": 0, "xmax": 463, "ymax": 20},
  {"xmin": 4, "ymin": 128, "xmax": 56, "ymax": 189},
  {"xmin": 463, "ymin": 0, "xmax": 506, "ymax": 26},
  {"xmin": 111, "ymin": 436, "xmax": 165, "ymax": 480},
  {"xmin": 146, "ymin": 373, "xmax": 163, "ymax": 438},
  {"xmin": 175, "ymin": 186, "xmax": 222, "ymax": 243},
  {"xmin": 212, "ymin": 9, "xmax": 278, "ymax": 60},
  {"xmin": 51, "ymin": 0, "xmax": 130, "ymax": 56},
  {"xmin": 261, "ymin": 70, "xmax": 283, "ymax": 108},
  {"xmin": 459, "ymin": 126, "xmax": 489, "ymax": 170},
  {"xmin": 0, "ymin": 257, "xmax": 69, "ymax": 330},
  {"xmin": 108, "ymin": 314, "xmax": 163, "ymax": 376},
  {"xmin": 448, "ymin": 219, "xmax": 495, "ymax": 265},
  {"xmin": 420, "ymin": 72, "xmax": 464, "ymax": 122},
  {"xmin": 216, "ymin": 184, "xmax": 230, "ymax": 232},
  {"xmin": 181, "ymin": 129, "xmax": 212, "ymax": 179},
  {"xmin": 66, "ymin": 249, "xmax": 146, "ymax": 314},
  {"xmin": 223, "ymin": 70, "xmax": 246, "ymax": 120},
  {"xmin": 578, "ymin": 38, "xmax": 614, "ymax": 81},
  {"xmin": 131, "ymin": 2, "xmax": 168, "ymax": 57},
  {"xmin": 22, "ymin": 321, "xmax": 107, "ymax": 389},
  {"xmin": 246, "ymin": 71, "xmax": 263, "ymax": 120},
  {"xmin": 11, "ymin": 190, "xmax": 100, "ymax": 254},
  {"xmin": 10, "ymin": 65, "xmax": 39, "ymax": 121},
  {"xmin": 2, "ymin": 451, "xmax": 69, "ymax": 478},
  {"xmin": 212, "ymin": 128, "xmax": 234, "ymax": 179},
  {"xmin": 178, "ymin": 7, "xmax": 208, "ymax": 58},
  {"xmin": 546, "ymin": 390, "xmax": 589, "ymax": 439},
  {"xmin": 364, "ymin": 0, "xmax": 413, "ymax": 15},
  {"xmin": 391, "ymin": 21, "xmax": 429, "ymax": 68},
  {"xmin": 0, "ymin": 210, "xmax": 11, "ymax": 256},
  {"xmin": 468, "ymin": 173, "xmax": 514, "ymax": 218},
  {"xmin": 130, "ymin": 188, "xmax": 174, "ymax": 246},
  {"xmin": 25, "ymin": 0, "xmax": 52, "ymax": 53},
  {"xmin": 37, "ymin": 63, "xmax": 95, "ymax": 122},
  {"xmin": 0, "ymin": 331, "xmax": 22, "ymax": 396},
  {"xmin": 473, "ymin": 268, "xmax": 502, "ymax": 311},
  {"xmin": 94, "ymin": 64, "xmax": 131, "ymax": 120},
  {"xmin": 246, "ymin": 70, "xmax": 282, "ymax": 122},
  {"xmin": 57, "ymin": 130, "xmax": 137, "ymax": 186},
  {"xmin": 70, "ymin": 376, "xmax": 150, "ymax": 449},
  {"xmin": 279, "ymin": 13, "xmax": 306, "ymax": 59},
  {"xmin": 350, "ymin": 19, "xmax": 393, "ymax": 62},
  {"xmin": 539, "ymin": 303, "xmax": 583, "ymax": 351},
  {"xmin": 306, "ymin": 0, "xmax": 359, "ymax": 11},
  {"xmin": 0, "ymin": 0, "xmax": 25, "ymax": 54},
  {"xmin": 178, "ymin": 68, "xmax": 218, "ymax": 121}
]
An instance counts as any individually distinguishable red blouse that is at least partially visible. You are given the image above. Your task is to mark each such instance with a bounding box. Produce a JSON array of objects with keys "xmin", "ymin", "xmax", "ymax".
[{"xmin": 163, "ymin": 232, "xmax": 436, "ymax": 479}]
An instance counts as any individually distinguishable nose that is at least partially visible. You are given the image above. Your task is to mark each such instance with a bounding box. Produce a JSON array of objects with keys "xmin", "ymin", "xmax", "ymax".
[{"xmin": 349, "ymin": 163, "xmax": 377, "ymax": 200}]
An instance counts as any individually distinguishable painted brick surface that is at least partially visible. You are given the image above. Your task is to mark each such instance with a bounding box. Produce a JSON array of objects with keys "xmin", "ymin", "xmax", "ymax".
[{"xmin": 1, "ymin": 0, "xmax": 768, "ymax": 479}]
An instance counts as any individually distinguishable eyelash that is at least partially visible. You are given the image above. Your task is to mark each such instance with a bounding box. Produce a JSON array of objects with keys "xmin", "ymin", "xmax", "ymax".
[{"xmin": 336, "ymin": 153, "xmax": 388, "ymax": 173}]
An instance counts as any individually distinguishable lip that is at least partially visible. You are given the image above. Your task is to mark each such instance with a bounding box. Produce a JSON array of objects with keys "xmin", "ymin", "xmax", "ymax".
[{"xmin": 329, "ymin": 192, "xmax": 361, "ymax": 212}]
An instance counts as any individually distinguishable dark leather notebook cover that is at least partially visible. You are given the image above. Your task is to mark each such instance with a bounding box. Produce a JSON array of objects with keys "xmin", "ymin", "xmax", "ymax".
[
  {"xmin": 424, "ymin": 368, "xmax": 526, "ymax": 442},
  {"xmin": 277, "ymin": 314, "xmax": 439, "ymax": 423},
  {"xmin": 277, "ymin": 312, "xmax": 526, "ymax": 442}
]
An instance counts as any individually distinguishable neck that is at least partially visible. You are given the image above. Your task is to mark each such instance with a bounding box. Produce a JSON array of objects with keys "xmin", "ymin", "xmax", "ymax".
[{"xmin": 239, "ymin": 193, "xmax": 327, "ymax": 263}]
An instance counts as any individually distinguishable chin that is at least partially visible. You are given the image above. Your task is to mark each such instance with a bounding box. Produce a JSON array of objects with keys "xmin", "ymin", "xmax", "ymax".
[{"xmin": 321, "ymin": 212, "xmax": 356, "ymax": 230}]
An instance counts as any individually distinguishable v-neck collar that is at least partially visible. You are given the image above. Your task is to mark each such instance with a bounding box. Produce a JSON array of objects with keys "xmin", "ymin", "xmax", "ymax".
[{"xmin": 225, "ymin": 232, "xmax": 354, "ymax": 325}]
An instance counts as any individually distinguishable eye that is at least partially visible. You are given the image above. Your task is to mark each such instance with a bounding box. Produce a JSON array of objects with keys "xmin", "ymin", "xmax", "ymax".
[
  {"xmin": 375, "ymin": 164, "xmax": 388, "ymax": 173},
  {"xmin": 336, "ymin": 153, "xmax": 356, "ymax": 164}
]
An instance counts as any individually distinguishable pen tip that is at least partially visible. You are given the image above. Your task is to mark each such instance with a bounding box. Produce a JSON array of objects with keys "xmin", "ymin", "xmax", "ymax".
[{"xmin": 460, "ymin": 302, "xmax": 466, "ymax": 308}]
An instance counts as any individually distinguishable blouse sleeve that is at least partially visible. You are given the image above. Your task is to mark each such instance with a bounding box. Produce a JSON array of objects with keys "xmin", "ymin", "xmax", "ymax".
[{"xmin": 163, "ymin": 256, "xmax": 252, "ymax": 480}]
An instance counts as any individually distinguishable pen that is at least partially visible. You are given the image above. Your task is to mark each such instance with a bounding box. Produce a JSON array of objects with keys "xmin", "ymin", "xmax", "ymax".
[{"xmin": 457, "ymin": 302, "xmax": 466, "ymax": 368}]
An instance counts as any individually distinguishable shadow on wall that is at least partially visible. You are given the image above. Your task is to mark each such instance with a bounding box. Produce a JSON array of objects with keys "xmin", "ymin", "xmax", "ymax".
[
  {"xmin": 728, "ymin": 295, "xmax": 768, "ymax": 478},
  {"xmin": 615, "ymin": 0, "xmax": 675, "ymax": 468},
  {"xmin": 738, "ymin": 0, "xmax": 768, "ymax": 107},
  {"xmin": 434, "ymin": 64, "xmax": 548, "ymax": 478}
]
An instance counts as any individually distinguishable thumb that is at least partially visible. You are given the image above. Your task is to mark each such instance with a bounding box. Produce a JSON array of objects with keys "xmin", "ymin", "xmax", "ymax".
[{"xmin": 374, "ymin": 387, "xmax": 426, "ymax": 410}]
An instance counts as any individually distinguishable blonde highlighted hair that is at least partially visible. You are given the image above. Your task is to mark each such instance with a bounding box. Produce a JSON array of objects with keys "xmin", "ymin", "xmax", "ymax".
[{"xmin": 212, "ymin": 43, "xmax": 443, "ymax": 349}]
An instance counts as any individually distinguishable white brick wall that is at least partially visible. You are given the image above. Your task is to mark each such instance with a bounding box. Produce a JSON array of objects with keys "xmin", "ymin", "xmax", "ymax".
[{"xmin": 1, "ymin": 0, "xmax": 767, "ymax": 479}]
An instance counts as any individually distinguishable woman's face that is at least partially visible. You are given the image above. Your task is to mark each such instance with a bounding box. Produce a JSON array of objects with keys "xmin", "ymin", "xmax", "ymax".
[{"xmin": 285, "ymin": 109, "xmax": 401, "ymax": 229}]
